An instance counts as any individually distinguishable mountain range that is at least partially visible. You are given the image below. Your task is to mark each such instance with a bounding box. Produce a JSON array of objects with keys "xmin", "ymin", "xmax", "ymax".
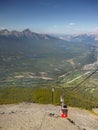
[
  {"xmin": 59, "ymin": 33, "xmax": 98, "ymax": 43},
  {"xmin": 0, "ymin": 29, "xmax": 53, "ymax": 40},
  {"xmin": 1, "ymin": 29, "xmax": 98, "ymax": 43}
]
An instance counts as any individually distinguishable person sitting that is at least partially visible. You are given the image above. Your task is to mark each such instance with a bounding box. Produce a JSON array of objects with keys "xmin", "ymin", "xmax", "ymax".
[{"xmin": 60, "ymin": 104, "xmax": 68, "ymax": 118}]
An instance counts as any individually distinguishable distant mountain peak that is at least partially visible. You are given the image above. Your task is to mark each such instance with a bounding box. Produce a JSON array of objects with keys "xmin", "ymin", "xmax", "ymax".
[
  {"xmin": 1, "ymin": 29, "xmax": 9, "ymax": 32},
  {"xmin": 21, "ymin": 29, "xmax": 33, "ymax": 38},
  {"xmin": 0, "ymin": 29, "xmax": 10, "ymax": 35},
  {"xmin": 60, "ymin": 33, "xmax": 98, "ymax": 43},
  {"xmin": 23, "ymin": 28, "xmax": 32, "ymax": 33}
]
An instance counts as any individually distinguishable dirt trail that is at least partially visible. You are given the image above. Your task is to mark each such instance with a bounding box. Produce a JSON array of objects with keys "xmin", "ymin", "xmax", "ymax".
[{"xmin": 0, "ymin": 103, "xmax": 98, "ymax": 130}]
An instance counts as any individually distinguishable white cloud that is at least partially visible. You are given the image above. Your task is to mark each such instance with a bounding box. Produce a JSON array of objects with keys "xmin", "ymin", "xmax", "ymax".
[
  {"xmin": 69, "ymin": 22, "xmax": 76, "ymax": 26},
  {"xmin": 95, "ymin": 27, "xmax": 98, "ymax": 30}
]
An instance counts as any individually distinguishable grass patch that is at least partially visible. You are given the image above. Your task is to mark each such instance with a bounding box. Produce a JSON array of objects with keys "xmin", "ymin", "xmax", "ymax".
[{"xmin": 0, "ymin": 86, "xmax": 98, "ymax": 110}]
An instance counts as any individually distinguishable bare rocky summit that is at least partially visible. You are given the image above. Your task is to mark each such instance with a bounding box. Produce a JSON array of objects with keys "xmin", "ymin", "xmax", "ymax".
[{"xmin": 0, "ymin": 103, "xmax": 98, "ymax": 130}]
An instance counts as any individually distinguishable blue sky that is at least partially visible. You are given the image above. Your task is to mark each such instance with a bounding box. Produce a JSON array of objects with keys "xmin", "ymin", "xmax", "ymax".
[{"xmin": 0, "ymin": 0, "xmax": 98, "ymax": 34}]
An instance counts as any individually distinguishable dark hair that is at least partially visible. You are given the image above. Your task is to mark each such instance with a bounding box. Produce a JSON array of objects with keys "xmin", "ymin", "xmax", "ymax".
[{"xmin": 63, "ymin": 104, "xmax": 67, "ymax": 108}]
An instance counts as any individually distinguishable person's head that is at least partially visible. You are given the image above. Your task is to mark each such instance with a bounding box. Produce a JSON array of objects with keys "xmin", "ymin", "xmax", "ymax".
[{"xmin": 63, "ymin": 104, "xmax": 67, "ymax": 108}]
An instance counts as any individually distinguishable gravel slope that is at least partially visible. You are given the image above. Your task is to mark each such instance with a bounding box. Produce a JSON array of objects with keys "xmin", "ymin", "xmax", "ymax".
[{"xmin": 0, "ymin": 103, "xmax": 98, "ymax": 130}]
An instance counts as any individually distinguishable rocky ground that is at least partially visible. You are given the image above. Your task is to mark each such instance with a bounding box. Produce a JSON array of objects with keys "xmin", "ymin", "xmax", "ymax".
[{"xmin": 0, "ymin": 103, "xmax": 98, "ymax": 130}]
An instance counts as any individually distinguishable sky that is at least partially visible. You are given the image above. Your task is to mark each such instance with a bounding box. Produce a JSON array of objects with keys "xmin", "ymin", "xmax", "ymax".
[{"xmin": 0, "ymin": 0, "xmax": 98, "ymax": 34}]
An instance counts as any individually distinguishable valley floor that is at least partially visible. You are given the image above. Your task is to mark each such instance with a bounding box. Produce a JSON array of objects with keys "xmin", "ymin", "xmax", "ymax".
[{"xmin": 0, "ymin": 103, "xmax": 98, "ymax": 130}]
